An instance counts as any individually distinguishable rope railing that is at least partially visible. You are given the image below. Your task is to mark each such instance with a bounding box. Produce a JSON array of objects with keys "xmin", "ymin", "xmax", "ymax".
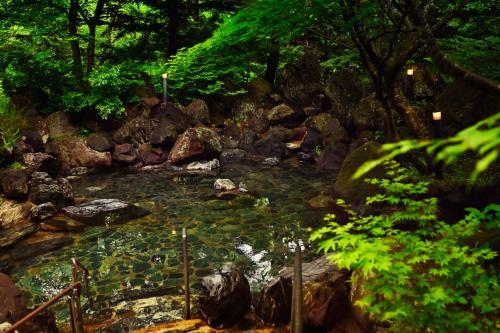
[{"xmin": 5, "ymin": 257, "xmax": 89, "ymax": 333}]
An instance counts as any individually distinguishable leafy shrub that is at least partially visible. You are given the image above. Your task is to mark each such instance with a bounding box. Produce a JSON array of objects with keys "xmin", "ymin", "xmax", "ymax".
[
  {"xmin": 0, "ymin": 82, "xmax": 26, "ymax": 157},
  {"xmin": 311, "ymin": 162, "xmax": 499, "ymax": 332}
]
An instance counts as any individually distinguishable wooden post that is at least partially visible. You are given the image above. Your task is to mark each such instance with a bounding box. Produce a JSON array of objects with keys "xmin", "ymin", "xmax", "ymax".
[
  {"xmin": 182, "ymin": 227, "xmax": 191, "ymax": 319},
  {"xmin": 291, "ymin": 241, "xmax": 303, "ymax": 333},
  {"xmin": 71, "ymin": 262, "xmax": 85, "ymax": 333}
]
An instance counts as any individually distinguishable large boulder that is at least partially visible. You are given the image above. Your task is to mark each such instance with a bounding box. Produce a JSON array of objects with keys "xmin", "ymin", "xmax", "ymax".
[
  {"xmin": 0, "ymin": 273, "xmax": 58, "ymax": 332},
  {"xmin": 185, "ymin": 99, "xmax": 211, "ymax": 125},
  {"xmin": 86, "ymin": 134, "xmax": 113, "ymax": 152},
  {"xmin": 45, "ymin": 111, "xmax": 78, "ymax": 138},
  {"xmin": 62, "ymin": 199, "xmax": 150, "ymax": 226},
  {"xmin": 0, "ymin": 169, "xmax": 29, "ymax": 201},
  {"xmin": 277, "ymin": 50, "xmax": 322, "ymax": 106},
  {"xmin": 0, "ymin": 273, "xmax": 26, "ymax": 323},
  {"xmin": 169, "ymin": 127, "xmax": 222, "ymax": 165},
  {"xmin": 22, "ymin": 153, "xmax": 61, "ymax": 178},
  {"xmin": 112, "ymin": 143, "xmax": 138, "ymax": 164},
  {"xmin": 0, "ymin": 200, "xmax": 36, "ymax": 248},
  {"xmin": 112, "ymin": 116, "xmax": 155, "ymax": 146},
  {"xmin": 255, "ymin": 256, "xmax": 349, "ymax": 331},
  {"xmin": 151, "ymin": 103, "xmax": 196, "ymax": 131},
  {"xmin": 29, "ymin": 172, "xmax": 74, "ymax": 209},
  {"xmin": 199, "ymin": 265, "xmax": 251, "ymax": 328},
  {"xmin": 9, "ymin": 231, "xmax": 74, "ymax": 261},
  {"xmin": 333, "ymin": 141, "xmax": 386, "ymax": 207},
  {"xmin": 56, "ymin": 138, "xmax": 112, "ymax": 169},
  {"xmin": 150, "ymin": 118, "xmax": 177, "ymax": 146}
]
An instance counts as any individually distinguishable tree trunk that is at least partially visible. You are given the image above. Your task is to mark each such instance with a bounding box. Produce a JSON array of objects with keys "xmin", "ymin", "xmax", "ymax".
[
  {"xmin": 264, "ymin": 44, "xmax": 280, "ymax": 88},
  {"xmin": 167, "ymin": 0, "xmax": 182, "ymax": 56},
  {"xmin": 406, "ymin": 0, "xmax": 500, "ymax": 96},
  {"xmin": 86, "ymin": 0, "xmax": 106, "ymax": 74},
  {"xmin": 68, "ymin": 0, "xmax": 85, "ymax": 90}
]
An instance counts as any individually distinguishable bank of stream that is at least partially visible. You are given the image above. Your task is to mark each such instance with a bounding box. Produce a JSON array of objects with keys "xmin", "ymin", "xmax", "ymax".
[{"xmin": 8, "ymin": 161, "xmax": 334, "ymax": 325}]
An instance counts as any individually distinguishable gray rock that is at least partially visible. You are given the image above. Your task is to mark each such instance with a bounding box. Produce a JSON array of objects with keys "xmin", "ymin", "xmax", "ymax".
[
  {"xmin": 262, "ymin": 157, "xmax": 280, "ymax": 166},
  {"xmin": 22, "ymin": 152, "xmax": 62, "ymax": 178},
  {"xmin": 30, "ymin": 202, "xmax": 57, "ymax": 221},
  {"xmin": 199, "ymin": 265, "xmax": 251, "ymax": 328},
  {"xmin": 186, "ymin": 159, "xmax": 220, "ymax": 171},
  {"xmin": 214, "ymin": 179, "xmax": 237, "ymax": 191},
  {"xmin": 62, "ymin": 199, "xmax": 150, "ymax": 226}
]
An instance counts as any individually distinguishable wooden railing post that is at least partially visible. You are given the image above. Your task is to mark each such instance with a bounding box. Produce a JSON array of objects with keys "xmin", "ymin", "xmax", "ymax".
[
  {"xmin": 182, "ymin": 227, "xmax": 191, "ymax": 320},
  {"xmin": 290, "ymin": 241, "xmax": 303, "ymax": 333},
  {"xmin": 71, "ymin": 260, "xmax": 85, "ymax": 333}
]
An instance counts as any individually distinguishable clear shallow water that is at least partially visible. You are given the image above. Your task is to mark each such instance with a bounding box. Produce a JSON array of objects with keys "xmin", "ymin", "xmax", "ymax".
[{"xmin": 10, "ymin": 162, "xmax": 334, "ymax": 317}]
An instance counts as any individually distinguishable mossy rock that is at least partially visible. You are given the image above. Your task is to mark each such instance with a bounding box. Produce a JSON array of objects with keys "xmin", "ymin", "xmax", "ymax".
[{"xmin": 333, "ymin": 141, "xmax": 385, "ymax": 206}]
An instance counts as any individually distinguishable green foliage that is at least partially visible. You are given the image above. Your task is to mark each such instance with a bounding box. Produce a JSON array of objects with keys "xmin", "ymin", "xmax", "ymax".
[
  {"xmin": 311, "ymin": 162, "xmax": 499, "ymax": 332},
  {"xmin": 354, "ymin": 113, "xmax": 500, "ymax": 183},
  {"xmin": 0, "ymin": 82, "xmax": 25, "ymax": 156},
  {"xmin": 78, "ymin": 128, "xmax": 92, "ymax": 138},
  {"xmin": 8, "ymin": 162, "xmax": 26, "ymax": 170},
  {"xmin": 166, "ymin": 0, "xmax": 332, "ymax": 97},
  {"xmin": 314, "ymin": 145, "xmax": 322, "ymax": 157}
]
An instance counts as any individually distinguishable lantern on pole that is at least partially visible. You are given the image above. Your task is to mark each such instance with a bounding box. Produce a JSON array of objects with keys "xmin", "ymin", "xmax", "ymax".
[
  {"xmin": 406, "ymin": 68, "xmax": 415, "ymax": 101},
  {"xmin": 162, "ymin": 73, "xmax": 169, "ymax": 107},
  {"xmin": 432, "ymin": 110, "xmax": 443, "ymax": 179}
]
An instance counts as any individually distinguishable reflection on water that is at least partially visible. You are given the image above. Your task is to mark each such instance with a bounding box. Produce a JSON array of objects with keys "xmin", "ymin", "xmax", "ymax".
[{"xmin": 10, "ymin": 162, "xmax": 334, "ymax": 317}]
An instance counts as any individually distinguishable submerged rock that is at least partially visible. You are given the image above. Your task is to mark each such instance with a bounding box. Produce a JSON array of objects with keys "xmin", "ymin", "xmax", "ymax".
[
  {"xmin": 214, "ymin": 179, "xmax": 237, "ymax": 191},
  {"xmin": 262, "ymin": 157, "xmax": 280, "ymax": 167},
  {"xmin": 199, "ymin": 264, "xmax": 251, "ymax": 328},
  {"xmin": 9, "ymin": 231, "xmax": 74, "ymax": 260},
  {"xmin": 62, "ymin": 199, "xmax": 150, "ymax": 226},
  {"xmin": 185, "ymin": 159, "xmax": 220, "ymax": 171}
]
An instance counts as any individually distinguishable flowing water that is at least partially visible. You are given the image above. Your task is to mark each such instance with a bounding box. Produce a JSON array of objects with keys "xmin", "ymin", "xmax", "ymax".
[{"xmin": 9, "ymin": 162, "xmax": 334, "ymax": 322}]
